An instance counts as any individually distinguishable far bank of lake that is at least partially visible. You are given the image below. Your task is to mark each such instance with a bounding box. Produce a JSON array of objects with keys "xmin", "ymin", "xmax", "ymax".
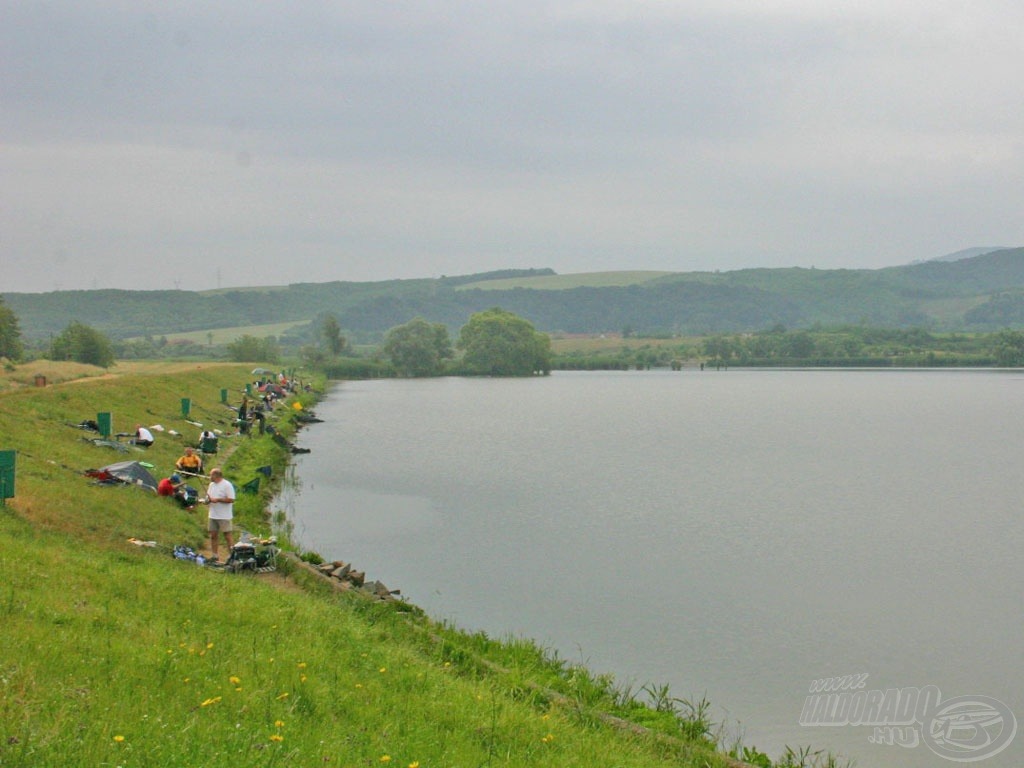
[{"xmin": 279, "ymin": 369, "xmax": 1024, "ymax": 768}]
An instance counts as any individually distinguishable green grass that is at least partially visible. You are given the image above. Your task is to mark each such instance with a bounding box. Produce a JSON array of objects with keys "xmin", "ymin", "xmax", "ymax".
[
  {"xmin": 0, "ymin": 363, "xmax": 741, "ymax": 768},
  {"xmin": 456, "ymin": 271, "xmax": 678, "ymax": 291},
  {"xmin": 125, "ymin": 320, "xmax": 310, "ymax": 345},
  {"xmin": 0, "ymin": 363, "xmax": 851, "ymax": 768}
]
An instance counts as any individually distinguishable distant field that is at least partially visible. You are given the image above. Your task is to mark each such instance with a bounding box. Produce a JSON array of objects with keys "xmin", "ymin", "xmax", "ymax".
[
  {"xmin": 129, "ymin": 320, "xmax": 310, "ymax": 345},
  {"xmin": 458, "ymin": 270, "xmax": 678, "ymax": 290},
  {"xmin": 197, "ymin": 284, "xmax": 290, "ymax": 296}
]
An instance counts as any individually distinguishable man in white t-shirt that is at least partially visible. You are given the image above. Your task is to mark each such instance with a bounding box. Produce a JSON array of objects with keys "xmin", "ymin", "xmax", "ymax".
[
  {"xmin": 204, "ymin": 468, "xmax": 235, "ymax": 560},
  {"xmin": 133, "ymin": 424, "xmax": 154, "ymax": 447}
]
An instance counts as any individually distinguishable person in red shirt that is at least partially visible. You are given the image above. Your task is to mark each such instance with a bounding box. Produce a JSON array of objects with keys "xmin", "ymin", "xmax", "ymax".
[{"xmin": 157, "ymin": 473, "xmax": 182, "ymax": 497}]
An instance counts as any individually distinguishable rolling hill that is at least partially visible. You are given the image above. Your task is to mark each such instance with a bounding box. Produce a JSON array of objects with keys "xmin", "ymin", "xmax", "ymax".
[{"xmin": 6, "ymin": 249, "xmax": 1024, "ymax": 340}]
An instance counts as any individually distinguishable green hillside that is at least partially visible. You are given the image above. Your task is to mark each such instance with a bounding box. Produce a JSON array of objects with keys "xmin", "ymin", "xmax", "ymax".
[
  {"xmin": 0, "ymin": 363, "xmax": 761, "ymax": 767},
  {"xmin": 6, "ymin": 249, "xmax": 1024, "ymax": 340}
]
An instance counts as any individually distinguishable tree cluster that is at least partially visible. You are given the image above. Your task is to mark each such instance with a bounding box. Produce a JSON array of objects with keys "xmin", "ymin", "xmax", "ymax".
[
  {"xmin": 383, "ymin": 318, "xmax": 452, "ymax": 377},
  {"xmin": 226, "ymin": 334, "xmax": 280, "ymax": 364},
  {"xmin": 0, "ymin": 298, "xmax": 23, "ymax": 362},
  {"xmin": 49, "ymin": 321, "xmax": 115, "ymax": 368},
  {"xmin": 382, "ymin": 308, "xmax": 551, "ymax": 377}
]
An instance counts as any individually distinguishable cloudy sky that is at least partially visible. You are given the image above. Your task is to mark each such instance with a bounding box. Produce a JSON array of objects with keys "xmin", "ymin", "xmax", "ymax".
[{"xmin": 3, "ymin": 1, "xmax": 1023, "ymax": 294}]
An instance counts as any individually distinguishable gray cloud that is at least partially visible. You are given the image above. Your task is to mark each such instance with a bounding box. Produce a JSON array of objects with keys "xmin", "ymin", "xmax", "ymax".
[{"xmin": 2, "ymin": 1, "xmax": 1023, "ymax": 292}]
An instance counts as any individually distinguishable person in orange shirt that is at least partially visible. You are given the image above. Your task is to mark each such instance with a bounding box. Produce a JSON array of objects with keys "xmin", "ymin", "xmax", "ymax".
[{"xmin": 175, "ymin": 446, "xmax": 204, "ymax": 477}]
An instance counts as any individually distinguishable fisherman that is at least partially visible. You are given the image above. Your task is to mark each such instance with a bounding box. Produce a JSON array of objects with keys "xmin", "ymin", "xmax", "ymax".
[
  {"xmin": 133, "ymin": 424, "xmax": 154, "ymax": 447},
  {"xmin": 175, "ymin": 446, "xmax": 204, "ymax": 476},
  {"xmin": 157, "ymin": 473, "xmax": 183, "ymax": 497}
]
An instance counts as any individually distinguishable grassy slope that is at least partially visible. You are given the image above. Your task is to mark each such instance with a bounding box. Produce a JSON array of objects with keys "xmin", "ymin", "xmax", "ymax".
[
  {"xmin": 126, "ymin": 321, "xmax": 310, "ymax": 345},
  {"xmin": 0, "ymin": 363, "xmax": 734, "ymax": 768}
]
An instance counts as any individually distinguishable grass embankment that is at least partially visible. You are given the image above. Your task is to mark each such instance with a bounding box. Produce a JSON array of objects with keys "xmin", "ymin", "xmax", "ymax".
[{"xmin": 0, "ymin": 362, "xmax": 737, "ymax": 767}]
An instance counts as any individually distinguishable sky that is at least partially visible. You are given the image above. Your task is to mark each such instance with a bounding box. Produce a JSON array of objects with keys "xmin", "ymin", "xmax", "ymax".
[{"xmin": 3, "ymin": 1, "xmax": 1023, "ymax": 294}]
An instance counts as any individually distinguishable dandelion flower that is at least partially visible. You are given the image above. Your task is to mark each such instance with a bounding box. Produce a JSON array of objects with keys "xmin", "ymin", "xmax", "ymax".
[
  {"xmin": 275, "ymin": 720, "xmax": 285, "ymax": 727},
  {"xmin": 269, "ymin": 734, "xmax": 284, "ymax": 743},
  {"xmin": 300, "ymin": 675, "xmax": 308, "ymax": 683},
  {"xmin": 113, "ymin": 735, "xmax": 125, "ymax": 743},
  {"xmin": 229, "ymin": 676, "xmax": 241, "ymax": 685},
  {"xmin": 206, "ymin": 642, "xmax": 214, "ymax": 649},
  {"xmin": 379, "ymin": 667, "xmax": 387, "ymax": 673},
  {"xmin": 297, "ymin": 662, "xmax": 307, "ymax": 669},
  {"xmin": 379, "ymin": 756, "xmax": 391, "ymax": 763},
  {"xmin": 409, "ymin": 762, "xmax": 420, "ymax": 768}
]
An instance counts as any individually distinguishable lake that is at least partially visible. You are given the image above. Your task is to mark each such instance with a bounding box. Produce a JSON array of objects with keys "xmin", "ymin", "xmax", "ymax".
[{"xmin": 277, "ymin": 370, "xmax": 1024, "ymax": 767}]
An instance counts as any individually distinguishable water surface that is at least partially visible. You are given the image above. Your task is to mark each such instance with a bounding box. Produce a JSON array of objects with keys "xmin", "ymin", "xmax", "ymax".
[{"xmin": 279, "ymin": 370, "xmax": 1024, "ymax": 767}]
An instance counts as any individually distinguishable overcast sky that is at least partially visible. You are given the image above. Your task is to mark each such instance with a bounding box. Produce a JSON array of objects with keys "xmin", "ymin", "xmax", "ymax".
[{"xmin": 3, "ymin": 1, "xmax": 1023, "ymax": 294}]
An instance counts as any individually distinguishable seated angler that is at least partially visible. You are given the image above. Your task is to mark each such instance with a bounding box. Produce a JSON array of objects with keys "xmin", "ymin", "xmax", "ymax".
[
  {"xmin": 157, "ymin": 473, "xmax": 184, "ymax": 497},
  {"xmin": 175, "ymin": 446, "xmax": 204, "ymax": 477},
  {"xmin": 133, "ymin": 424, "xmax": 155, "ymax": 447}
]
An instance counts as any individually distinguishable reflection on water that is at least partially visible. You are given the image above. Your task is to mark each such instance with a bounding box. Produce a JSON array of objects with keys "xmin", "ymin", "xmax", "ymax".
[{"xmin": 279, "ymin": 370, "xmax": 1024, "ymax": 768}]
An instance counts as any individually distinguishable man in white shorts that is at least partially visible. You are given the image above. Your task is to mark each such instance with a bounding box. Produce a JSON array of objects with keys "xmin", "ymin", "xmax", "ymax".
[{"xmin": 204, "ymin": 467, "xmax": 235, "ymax": 560}]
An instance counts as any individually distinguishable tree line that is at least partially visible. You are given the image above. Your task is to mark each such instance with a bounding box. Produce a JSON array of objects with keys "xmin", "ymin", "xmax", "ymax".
[
  {"xmin": 7, "ymin": 294, "xmax": 1024, "ymax": 374},
  {"xmin": 0, "ymin": 299, "xmax": 554, "ymax": 378}
]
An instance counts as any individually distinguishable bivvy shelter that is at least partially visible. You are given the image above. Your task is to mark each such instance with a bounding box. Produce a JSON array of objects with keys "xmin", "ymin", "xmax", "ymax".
[{"xmin": 84, "ymin": 460, "xmax": 158, "ymax": 492}]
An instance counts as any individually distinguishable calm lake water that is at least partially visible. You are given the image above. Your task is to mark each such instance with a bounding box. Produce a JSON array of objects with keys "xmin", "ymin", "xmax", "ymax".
[{"xmin": 277, "ymin": 370, "xmax": 1024, "ymax": 767}]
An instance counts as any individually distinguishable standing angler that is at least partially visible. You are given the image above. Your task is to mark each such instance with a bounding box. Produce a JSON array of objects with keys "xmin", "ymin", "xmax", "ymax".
[{"xmin": 203, "ymin": 468, "xmax": 235, "ymax": 560}]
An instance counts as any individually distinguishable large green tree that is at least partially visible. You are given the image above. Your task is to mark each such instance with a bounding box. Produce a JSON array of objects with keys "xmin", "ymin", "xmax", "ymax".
[
  {"xmin": 383, "ymin": 317, "xmax": 452, "ymax": 377},
  {"xmin": 50, "ymin": 321, "xmax": 115, "ymax": 368},
  {"xmin": 0, "ymin": 298, "xmax": 23, "ymax": 361},
  {"xmin": 226, "ymin": 334, "xmax": 280, "ymax": 363},
  {"xmin": 457, "ymin": 307, "xmax": 551, "ymax": 376},
  {"xmin": 318, "ymin": 313, "xmax": 346, "ymax": 356},
  {"xmin": 993, "ymin": 329, "xmax": 1024, "ymax": 366}
]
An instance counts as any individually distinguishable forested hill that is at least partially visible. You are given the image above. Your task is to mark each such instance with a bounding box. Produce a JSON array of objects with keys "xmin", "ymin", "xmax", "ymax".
[{"xmin": 7, "ymin": 250, "xmax": 1024, "ymax": 340}]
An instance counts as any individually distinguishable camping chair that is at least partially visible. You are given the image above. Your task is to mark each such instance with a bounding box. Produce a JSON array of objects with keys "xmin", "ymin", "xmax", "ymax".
[{"xmin": 199, "ymin": 434, "xmax": 219, "ymax": 455}]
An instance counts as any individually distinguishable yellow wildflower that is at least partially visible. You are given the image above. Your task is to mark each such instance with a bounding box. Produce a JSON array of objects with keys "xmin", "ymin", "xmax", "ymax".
[
  {"xmin": 270, "ymin": 734, "xmax": 284, "ymax": 743},
  {"xmin": 113, "ymin": 735, "xmax": 125, "ymax": 743},
  {"xmin": 379, "ymin": 756, "xmax": 391, "ymax": 763},
  {"xmin": 275, "ymin": 720, "xmax": 285, "ymax": 727},
  {"xmin": 297, "ymin": 662, "xmax": 307, "ymax": 669},
  {"xmin": 229, "ymin": 676, "xmax": 241, "ymax": 685},
  {"xmin": 409, "ymin": 762, "xmax": 420, "ymax": 768},
  {"xmin": 200, "ymin": 696, "xmax": 222, "ymax": 707}
]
